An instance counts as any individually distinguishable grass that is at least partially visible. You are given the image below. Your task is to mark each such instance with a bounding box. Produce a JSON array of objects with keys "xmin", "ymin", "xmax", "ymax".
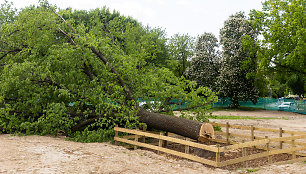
[
  {"xmin": 209, "ymin": 106, "xmax": 263, "ymax": 112},
  {"xmin": 207, "ymin": 106, "xmax": 284, "ymax": 120},
  {"xmin": 246, "ymin": 168, "xmax": 260, "ymax": 173},
  {"xmin": 207, "ymin": 115, "xmax": 281, "ymax": 120}
]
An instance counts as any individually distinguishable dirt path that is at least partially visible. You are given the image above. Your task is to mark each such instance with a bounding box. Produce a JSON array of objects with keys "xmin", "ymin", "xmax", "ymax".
[
  {"xmin": 211, "ymin": 110, "xmax": 306, "ymax": 174},
  {"xmin": 211, "ymin": 110, "xmax": 306, "ymax": 132},
  {"xmin": 0, "ymin": 110, "xmax": 305, "ymax": 174},
  {"xmin": 0, "ymin": 135, "xmax": 229, "ymax": 174}
]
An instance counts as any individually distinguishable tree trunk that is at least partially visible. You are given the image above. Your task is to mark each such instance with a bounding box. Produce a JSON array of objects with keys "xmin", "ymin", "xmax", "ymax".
[{"xmin": 137, "ymin": 108, "xmax": 214, "ymax": 141}]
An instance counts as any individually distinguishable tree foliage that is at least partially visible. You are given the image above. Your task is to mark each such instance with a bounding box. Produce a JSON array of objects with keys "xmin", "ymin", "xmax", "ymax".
[
  {"xmin": 168, "ymin": 33, "xmax": 194, "ymax": 77},
  {"xmin": 186, "ymin": 32, "xmax": 220, "ymax": 91},
  {"xmin": 249, "ymin": 0, "xmax": 305, "ymax": 96},
  {"xmin": 0, "ymin": 0, "xmax": 16, "ymax": 26},
  {"xmin": 218, "ymin": 12, "xmax": 259, "ymax": 107},
  {"xmin": 0, "ymin": 1, "xmax": 217, "ymax": 141}
]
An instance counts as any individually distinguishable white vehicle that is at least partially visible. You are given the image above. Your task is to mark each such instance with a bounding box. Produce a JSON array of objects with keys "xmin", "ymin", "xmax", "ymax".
[{"xmin": 278, "ymin": 102, "xmax": 296, "ymax": 111}]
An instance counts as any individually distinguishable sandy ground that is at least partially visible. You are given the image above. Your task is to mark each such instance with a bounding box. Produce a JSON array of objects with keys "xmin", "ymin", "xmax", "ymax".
[
  {"xmin": 0, "ymin": 110, "xmax": 305, "ymax": 174},
  {"xmin": 0, "ymin": 135, "xmax": 229, "ymax": 174},
  {"xmin": 211, "ymin": 110, "xmax": 306, "ymax": 132}
]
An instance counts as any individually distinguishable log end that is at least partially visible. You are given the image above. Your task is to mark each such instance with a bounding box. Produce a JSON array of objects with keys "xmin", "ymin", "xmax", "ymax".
[
  {"xmin": 197, "ymin": 136, "xmax": 209, "ymax": 143},
  {"xmin": 199, "ymin": 123, "xmax": 215, "ymax": 140}
]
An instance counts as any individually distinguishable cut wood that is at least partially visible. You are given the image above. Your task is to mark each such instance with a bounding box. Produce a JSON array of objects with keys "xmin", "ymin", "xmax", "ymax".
[{"xmin": 138, "ymin": 108, "xmax": 214, "ymax": 141}]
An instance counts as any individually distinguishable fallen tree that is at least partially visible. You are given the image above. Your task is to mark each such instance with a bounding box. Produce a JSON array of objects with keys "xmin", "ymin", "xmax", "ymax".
[
  {"xmin": 138, "ymin": 108, "xmax": 215, "ymax": 140},
  {"xmin": 0, "ymin": 2, "xmax": 217, "ymax": 142}
]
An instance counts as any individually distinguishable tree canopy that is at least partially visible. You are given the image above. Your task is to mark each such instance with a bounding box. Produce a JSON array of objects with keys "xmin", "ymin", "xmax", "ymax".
[
  {"xmin": 168, "ymin": 33, "xmax": 194, "ymax": 77},
  {"xmin": 186, "ymin": 32, "xmax": 220, "ymax": 92},
  {"xmin": 0, "ymin": 1, "xmax": 217, "ymax": 141},
  {"xmin": 218, "ymin": 12, "xmax": 259, "ymax": 107},
  {"xmin": 0, "ymin": 0, "xmax": 16, "ymax": 26},
  {"xmin": 249, "ymin": 0, "xmax": 305, "ymax": 97}
]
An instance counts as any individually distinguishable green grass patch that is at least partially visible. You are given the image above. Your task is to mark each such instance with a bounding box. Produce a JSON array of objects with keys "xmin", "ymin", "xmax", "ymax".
[
  {"xmin": 246, "ymin": 168, "xmax": 260, "ymax": 173},
  {"xmin": 207, "ymin": 115, "xmax": 280, "ymax": 120},
  {"xmin": 209, "ymin": 106, "xmax": 263, "ymax": 112}
]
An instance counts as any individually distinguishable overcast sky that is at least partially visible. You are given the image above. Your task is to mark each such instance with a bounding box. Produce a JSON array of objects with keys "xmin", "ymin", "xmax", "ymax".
[{"xmin": 7, "ymin": 0, "xmax": 264, "ymax": 38}]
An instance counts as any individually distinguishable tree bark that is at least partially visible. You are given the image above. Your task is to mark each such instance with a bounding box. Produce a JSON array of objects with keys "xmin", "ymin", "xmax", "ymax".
[{"xmin": 137, "ymin": 108, "xmax": 214, "ymax": 140}]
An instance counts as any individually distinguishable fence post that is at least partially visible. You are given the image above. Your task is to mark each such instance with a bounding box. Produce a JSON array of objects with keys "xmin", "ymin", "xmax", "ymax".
[
  {"xmin": 216, "ymin": 144, "xmax": 220, "ymax": 166},
  {"xmin": 158, "ymin": 132, "xmax": 164, "ymax": 155},
  {"xmin": 265, "ymin": 136, "xmax": 272, "ymax": 164},
  {"xmin": 291, "ymin": 133, "xmax": 296, "ymax": 159},
  {"xmin": 115, "ymin": 124, "xmax": 119, "ymax": 145},
  {"xmin": 251, "ymin": 125, "xmax": 254, "ymax": 141},
  {"xmin": 226, "ymin": 122, "xmax": 230, "ymax": 144},
  {"xmin": 185, "ymin": 138, "xmax": 190, "ymax": 154},
  {"xmin": 251, "ymin": 125, "xmax": 255, "ymax": 148},
  {"xmin": 134, "ymin": 128, "xmax": 139, "ymax": 150},
  {"xmin": 164, "ymin": 131, "xmax": 169, "ymax": 147},
  {"xmin": 279, "ymin": 128, "xmax": 283, "ymax": 149},
  {"xmin": 242, "ymin": 140, "xmax": 247, "ymax": 168},
  {"xmin": 141, "ymin": 124, "xmax": 147, "ymax": 143}
]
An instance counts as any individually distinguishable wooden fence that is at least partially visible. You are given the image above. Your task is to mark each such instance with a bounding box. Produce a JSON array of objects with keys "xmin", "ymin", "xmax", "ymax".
[
  {"xmin": 211, "ymin": 122, "xmax": 306, "ymax": 155},
  {"xmin": 114, "ymin": 123, "xmax": 306, "ymax": 168}
]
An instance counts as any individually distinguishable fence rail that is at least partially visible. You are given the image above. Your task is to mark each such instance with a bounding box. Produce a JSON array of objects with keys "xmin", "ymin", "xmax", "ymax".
[
  {"xmin": 211, "ymin": 122, "xmax": 306, "ymax": 135},
  {"xmin": 115, "ymin": 127, "xmax": 218, "ymax": 152},
  {"xmin": 114, "ymin": 122, "xmax": 306, "ymax": 168}
]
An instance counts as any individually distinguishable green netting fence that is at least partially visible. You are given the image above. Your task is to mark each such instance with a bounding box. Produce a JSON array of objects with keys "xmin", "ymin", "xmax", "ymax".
[
  {"xmin": 138, "ymin": 98, "xmax": 305, "ymax": 114},
  {"xmin": 213, "ymin": 98, "xmax": 306, "ymax": 114}
]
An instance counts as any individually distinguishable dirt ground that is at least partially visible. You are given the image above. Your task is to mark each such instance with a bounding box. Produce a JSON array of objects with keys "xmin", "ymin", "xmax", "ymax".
[
  {"xmin": 211, "ymin": 110, "xmax": 306, "ymax": 133},
  {"xmin": 0, "ymin": 110, "xmax": 305, "ymax": 174}
]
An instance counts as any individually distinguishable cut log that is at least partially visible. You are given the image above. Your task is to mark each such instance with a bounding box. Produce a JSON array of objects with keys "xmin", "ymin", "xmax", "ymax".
[{"xmin": 137, "ymin": 108, "xmax": 214, "ymax": 141}]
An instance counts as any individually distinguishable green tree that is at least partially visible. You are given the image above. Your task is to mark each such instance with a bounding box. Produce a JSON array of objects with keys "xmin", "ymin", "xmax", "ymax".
[
  {"xmin": 0, "ymin": 2, "xmax": 217, "ymax": 141},
  {"xmin": 269, "ymin": 77, "xmax": 289, "ymax": 98},
  {"xmin": 0, "ymin": 0, "xmax": 16, "ymax": 26},
  {"xmin": 218, "ymin": 12, "xmax": 259, "ymax": 107},
  {"xmin": 168, "ymin": 33, "xmax": 194, "ymax": 77},
  {"xmin": 249, "ymin": 0, "xmax": 306, "ymax": 97},
  {"xmin": 186, "ymin": 32, "xmax": 220, "ymax": 91}
]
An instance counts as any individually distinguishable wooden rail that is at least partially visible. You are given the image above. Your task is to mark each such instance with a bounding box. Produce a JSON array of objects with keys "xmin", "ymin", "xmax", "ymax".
[
  {"xmin": 211, "ymin": 122, "xmax": 306, "ymax": 135},
  {"xmin": 115, "ymin": 136, "xmax": 218, "ymax": 167},
  {"xmin": 212, "ymin": 122, "xmax": 306, "ymax": 148},
  {"xmin": 115, "ymin": 127, "xmax": 218, "ymax": 152},
  {"xmin": 114, "ymin": 127, "xmax": 218, "ymax": 167},
  {"xmin": 114, "ymin": 122, "xmax": 306, "ymax": 168}
]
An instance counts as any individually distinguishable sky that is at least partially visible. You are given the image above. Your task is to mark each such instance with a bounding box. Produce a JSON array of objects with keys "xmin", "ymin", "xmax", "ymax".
[{"xmin": 6, "ymin": 0, "xmax": 264, "ymax": 38}]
